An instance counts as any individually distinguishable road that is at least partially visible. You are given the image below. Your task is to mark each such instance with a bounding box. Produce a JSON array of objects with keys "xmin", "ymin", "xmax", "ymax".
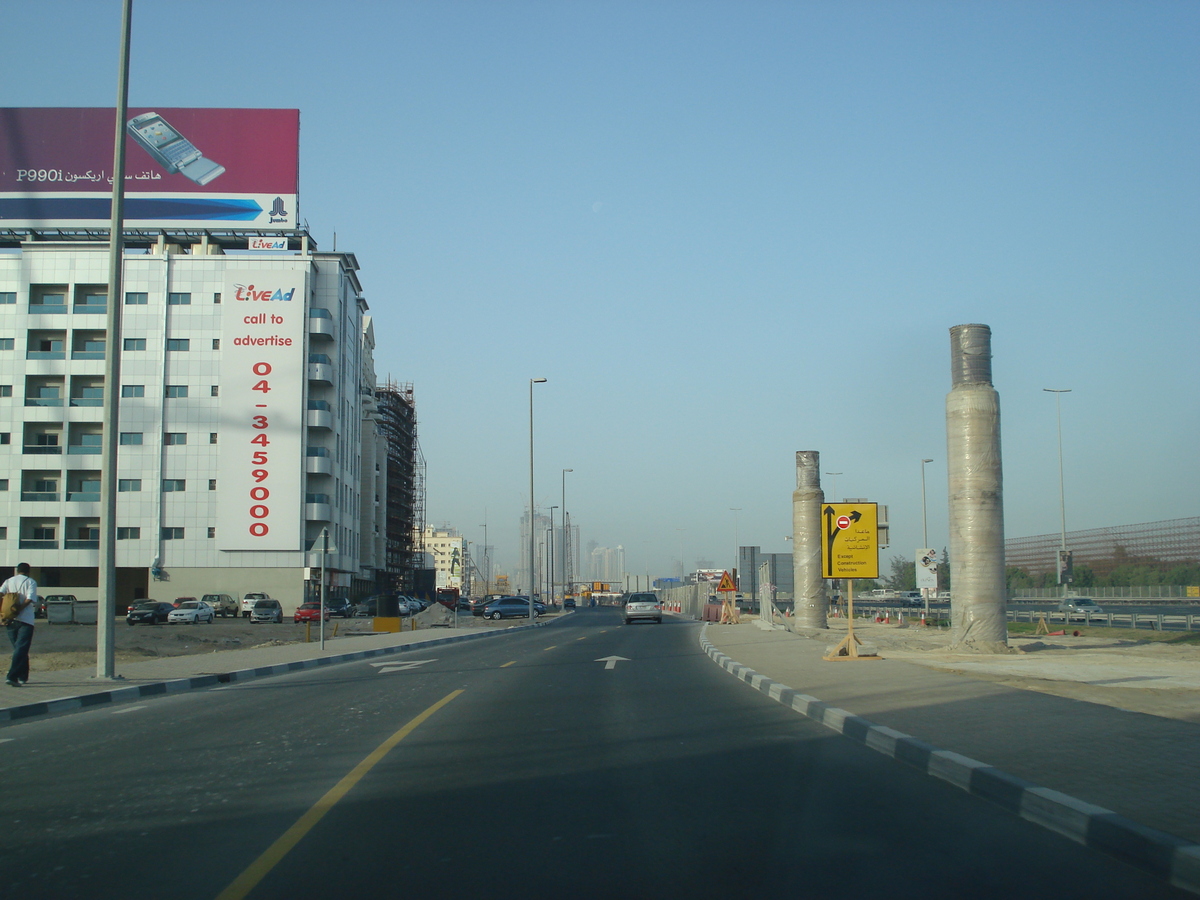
[{"xmin": 1, "ymin": 608, "xmax": 1187, "ymax": 898}]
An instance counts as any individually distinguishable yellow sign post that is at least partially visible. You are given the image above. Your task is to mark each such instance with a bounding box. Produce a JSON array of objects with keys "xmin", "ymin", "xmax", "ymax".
[{"xmin": 821, "ymin": 502, "xmax": 882, "ymax": 661}]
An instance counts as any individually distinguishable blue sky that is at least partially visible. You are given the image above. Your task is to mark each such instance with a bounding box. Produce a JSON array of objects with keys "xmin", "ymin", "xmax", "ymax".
[{"xmin": 5, "ymin": 1, "xmax": 1198, "ymax": 580}]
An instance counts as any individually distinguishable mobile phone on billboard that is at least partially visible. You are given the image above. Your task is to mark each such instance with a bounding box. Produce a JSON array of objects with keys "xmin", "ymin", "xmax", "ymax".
[{"xmin": 126, "ymin": 112, "xmax": 225, "ymax": 185}]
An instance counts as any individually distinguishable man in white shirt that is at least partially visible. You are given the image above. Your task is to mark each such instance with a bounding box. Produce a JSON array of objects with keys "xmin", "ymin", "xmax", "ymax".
[{"xmin": 2, "ymin": 562, "xmax": 38, "ymax": 687}]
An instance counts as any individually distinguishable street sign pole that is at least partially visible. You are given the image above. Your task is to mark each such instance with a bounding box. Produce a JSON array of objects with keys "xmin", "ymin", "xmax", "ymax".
[{"xmin": 821, "ymin": 503, "xmax": 882, "ymax": 661}]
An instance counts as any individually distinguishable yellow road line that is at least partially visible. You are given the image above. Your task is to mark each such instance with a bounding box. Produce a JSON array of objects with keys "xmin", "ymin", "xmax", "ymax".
[
  {"xmin": 215, "ymin": 689, "xmax": 463, "ymax": 900},
  {"xmin": 543, "ymin": 645, "xmax": 556, "ymax": 651},
  {"xmin": 576, "ymin": 636, "xmax": 587, "ymax": 641},
  {"xmin": 500, "ymin": 661, "xmax": 516, "ymax": 668}
]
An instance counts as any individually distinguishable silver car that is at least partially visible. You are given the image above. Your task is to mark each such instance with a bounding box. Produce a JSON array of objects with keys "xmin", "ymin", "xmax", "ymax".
[
  {"xmin": 623, "ymin": 592, "xmax": 662, "ymax": 625},
  {"xmin": 168, "ymin": 600, "xmax": 215, "ymax": 625},
  {"xmin": 249, "ymin": 598, "xmax": 283, "ymax": 623},
  {"xmin": 1058, "ymin": 597, "xmax": 1103, "ymax": 619}
]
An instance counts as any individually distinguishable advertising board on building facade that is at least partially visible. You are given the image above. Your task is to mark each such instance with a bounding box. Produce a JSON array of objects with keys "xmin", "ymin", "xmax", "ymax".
[
  {"xmin": 217, "ymin": 270, "xmax": 306, "ymax": 551},
  {"xmin": 0, "ymin": 108, "xmax": 299, "ymax": 230}
]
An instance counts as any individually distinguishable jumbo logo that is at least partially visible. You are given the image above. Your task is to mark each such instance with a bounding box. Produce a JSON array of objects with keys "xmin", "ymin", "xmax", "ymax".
[{"xmin": 234, "ymin": 284, "xmax": 295, "ymax": 302}]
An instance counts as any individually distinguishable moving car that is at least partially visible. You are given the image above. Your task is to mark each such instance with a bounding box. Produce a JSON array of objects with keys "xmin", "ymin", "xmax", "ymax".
[
  {"xmin": 563, "ymin": 598, "xmax": 576, "ymax": 610},
  {"xmin": 1058, "ymin": 597, "xmax": 1103, "ymax": 618},
  {"xmin": 899, "ymin": 591, "xmax": 924, "ymax": 608},
  {"xmin": 624, "ymin": 592, "xmax": 663, "ymax": 625},
  {"xmin": 127, "ymin": 600, "xmax": 174, "ymax": 626},
  {"xmin": 250, "ymin": 598, "xmax": 283, "ymax": 623},
  {"xmin": 480, "ymin": 596, "xmax": 540, "ymax": 620},
  {"xmin": 202, "ymin": 593, "xmax": 239, "ymax": 617},
  {"xmin": 293, "ymin": 602, "xmax": 328, "ymax": 623},
  {"xmin": 168, "ymin": 600, "xmax": 216, "ymax": 624}
]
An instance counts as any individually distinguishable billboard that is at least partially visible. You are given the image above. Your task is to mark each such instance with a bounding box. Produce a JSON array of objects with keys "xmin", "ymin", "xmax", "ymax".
[
  {"xmin": 0, "ymin": 108, "xmax": 299, "ymax": 229},
  {"xmin": 217, "ymin": 270, "xmax": 306, "ymax": 551}
]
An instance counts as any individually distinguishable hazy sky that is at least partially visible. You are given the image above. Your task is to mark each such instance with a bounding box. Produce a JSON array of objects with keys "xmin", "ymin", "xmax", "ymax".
[{"xmin": 5, "ymin": 1, "xmax": 1198, "ymax": 580}]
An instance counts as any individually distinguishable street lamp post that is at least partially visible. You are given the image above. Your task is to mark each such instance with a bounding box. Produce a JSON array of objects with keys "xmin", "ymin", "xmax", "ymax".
[
  {"xmin": 825, "ymin": 472, "xmax": 842, "ymax": 502},
  {"xmin": 921, "ymin": 458, "xmax": 933, "ymax": 615},
  {"xmin": 1044, "ymin": 388, "xmax": 1072, "ymax": 598},
  {"xmin": 562, "ymin": 468, "xmax": 573, "ymax": 598},
  {"xmin": 529, "ymin": 377, "xmax": 547, "ymax": 620},
  {"xmin": 729, "ymin": 508, "xmax": 741, "ymax": 589},
  {"xmin": 548, "ymin": 505, "xmax": 558, "ymax": 606}
]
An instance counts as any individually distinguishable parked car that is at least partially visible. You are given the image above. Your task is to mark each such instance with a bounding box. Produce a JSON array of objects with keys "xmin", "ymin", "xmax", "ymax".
[
  {"xmin": 202, "ymin": 593, "xmax": 239, "ymax": 618},
  {"xmin": 293, "ymin": 602, "xmax": 329, "ymax": 624},
  {"xmin": 249, "ymin": 598, "xmax": 283, "ymax": 623},
  {"xmin": 623, "ymin": 592, "xmax": 662, "ymax": 625},
  {"xmin": 352, "ymin": 598, "xmax": 378, "ymax": 618},
  {"xmin": 899, "ymin": 591, "xmax": 924, "ymax": 608},
  {"xmin": 172, "ymin": 596, "xmax": 197, "ymax": 608},
  {"xmin": 471, "ymin": 594, "xmax": 513, "ymax": 617},
  {"xmin": 480, "ymin": 596, "xmax": 541, "ymax": 620},
  {"xmin": 563, "ymin": 598, "xmax": 576, "ymax": 610},
  {"xmin": 325, "ymin": 597, "xmax": 353, "ymax": 618},
  {"xmin": 456, "ymin": 596, "xmax": 473, "ymax": 612},
  {"xmin": 40, "ymin": 594, "xmax": 76, "ymax": 618},
  {"xmin": 168, "ymin": 600, "xmax": 216, "ymax": 625},
  {"xmin": 126, "ymin": 600, "xmax": 174, "ymax": 626},
  {"xmin": 1059, "ymin": 597, "xmax": 1103, "ymax": 618},
  {"xmin": 241, "ymin": 592, "xmax": 274, "ymax": 618}
]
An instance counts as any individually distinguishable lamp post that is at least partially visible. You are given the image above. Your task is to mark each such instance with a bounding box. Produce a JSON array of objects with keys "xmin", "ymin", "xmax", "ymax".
[
  {"xmin": 562, "ymin": 468, "xmax": 573, "ymax": 598},
  {"xmin": 825, "ymin": 472, "xmax": 842, "ymax": 502},
  {"xmin": 920, "ymin": 458, "xmax": 934, "ymax": 615},
  {"xmin": 529, "ymin": 377, "xmax": 547, "ymax": 620},
  {"xmin": 729, "ymin": 508, "xmax": 741, "ymax": 589},
  {"xmin": 1044, "ymin": 388, "xmax": 1071, "ymax": 598},
  {"xmin": 548, "ymin": 505, "xmax": 558, "ymax": 606}
]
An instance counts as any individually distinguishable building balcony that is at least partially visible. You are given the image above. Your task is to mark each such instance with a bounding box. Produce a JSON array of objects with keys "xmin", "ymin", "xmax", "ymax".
[
  {"xmin": 307, "ymin": 408, "xmax": 333, "ymax": 429},
  {"xmin": 71, "ymin": 351, "xmax": 106, "ymax": 361},
  {"xmin": 306, "ymin": 456, "xmax": 333, "ymax": 475},
  {"xmin": 70, "ymin": 398, "xmax": 104, "ymax": 407},
  {"xmin": 64, "ymin": 540, "xmax": 100, "ymax": 550},
  {"xmin": 307, "ymin": 363, "xmax": 333, "ymax": 384},
  {"xmin": 65, "ymin": 492, "xmax": 101, "ymax": 502},
  {"xmin": 24, "ymin": 445, "xmax": 63, "ymax": 455},
  {"xmin": 25, "ymin": 398, "xmax": 64, "ymax": 407},
  {"xmin": 308, "ymin": 316, "xmax": 335, "ymax": 339},
  {"xmin": 305, "ymin": 502, "xmax": 332, "ymax": 521},
  {"xmin": 27, "ymin": 304, "xmax": 67, "ymax": 315},
  {"xmin": 67, "ymin": 446, "xmax": 102, "ymax": 455},
  {"xmin": 18, "ymin": 540, "xmax": 58, "ymax": 550},
  {"xmin": 21, "ymin": 492, "xmax": 59, "ymax": 502},
  {"xmin": 27, "ymin": 351, "xmax": 66, "ymax": 360}
]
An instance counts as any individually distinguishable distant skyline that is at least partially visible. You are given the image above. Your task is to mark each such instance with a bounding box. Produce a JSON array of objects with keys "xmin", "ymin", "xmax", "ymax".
[{"xmin": 4, "ymin": 1, "xmax": 1197, "ymax": 578}]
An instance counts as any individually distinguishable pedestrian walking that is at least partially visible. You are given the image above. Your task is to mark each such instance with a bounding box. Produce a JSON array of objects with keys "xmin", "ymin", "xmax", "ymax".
[{"xmin": 1, "ymin": 562, "xmax": 38, "ymax": 687}]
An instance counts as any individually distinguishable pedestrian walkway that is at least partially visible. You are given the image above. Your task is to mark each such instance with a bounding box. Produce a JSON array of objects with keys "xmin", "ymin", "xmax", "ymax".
[
  {"xmin": 701, "ymin": 619, "xmax": 1200, "ymax": 894},
  {"xmin": 0, "ymin": 621, "xmax": 542, "ymax": 724}
]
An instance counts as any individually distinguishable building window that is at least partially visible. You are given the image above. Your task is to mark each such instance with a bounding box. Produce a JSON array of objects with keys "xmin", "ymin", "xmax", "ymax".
[
  {"xmin": 33, "ymin": 526, "xmax": 56, "ymax": 541},
  {"xmin": 125, "ymin": 292, "xmax": 148, "ymax": 305},
  {"xmin": 118, "ymin": 479, "xmax": 141, "ymax": 492},
  {"xmin": 0, "ymin": 527, "xmax": 6, "ymax": 540},
  {"xmin": 121, "ymin": 385, "xmax": 144, "ymax": 398},
  {"xmin": 0, "ymin": 433, "xmax": 11, "ymax": 444},
  {"xmin": 0, "ymin": 292, "xmax": 14, "ymax": 304},
  {"xmin": 210, "ymin": 385, "xmax": 219, "ymax": 397},
  {"xmin": 119, "ymin": 432, "xmax": 143, "ymax": 445},
  {"xmin": 165, "ymin": 433, "xmax": 187, "ymax": 445},
  {"xmin": 208, "ymin": 479, "xmax": 217, "ymax": 491},
  {"xmin": 209, "ymin": 432, "xmax": 218, "ymax": 444},
  {"xmin": 0, "ymin": 339, "xmax": 13, "ymax": 350},
  {"xmin": 0, "ymin": 385, "xmax": 10, "ymax": 397},
  {"xmin": 213, "ymin": 292, "xmax": 221, "ymax": 304},
  {"xmin": 165, "ymin": 385, "xmax": 188, "ymax": 398},
  {"xmin": 163, "ymin": 479, "xmax": 186, "ymax": 492},
  {"xmin": 167, "ymin": 338, "xmax": 190, "ymax": 351},
  {"xmin": 167, "ymin": 292, "xmax": 191, "ymax": 306},
  {"xmin": 0, "ymin": 479, "xmax": 7, "ymax": 490},
  {"xmin": 123, "ymin": 338, "xmax": 146, "ymax": 351},
  {"xmin": 212, "ymin": 339, "xmax": 220, "ymax": 350},
  {"xmin": 117, "ymin": 527, "xmax": 140, "ymax": 539},
  {"xmin": 207, "ymin": 527, "xmax": 216, "ymax": 539},
  {"xmin": 162, "ymin": 527, "xmax": 184, "ymax": 540}
]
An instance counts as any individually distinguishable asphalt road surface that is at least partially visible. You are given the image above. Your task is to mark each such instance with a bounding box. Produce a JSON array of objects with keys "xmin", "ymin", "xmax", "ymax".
[{"xmin": 1, "ymin": 608, "xmax": 1187, "ymax": 899}]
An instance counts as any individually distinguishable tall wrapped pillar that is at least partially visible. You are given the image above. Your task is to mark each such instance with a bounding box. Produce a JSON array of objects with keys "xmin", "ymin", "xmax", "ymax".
[
  {"xmin": 946, "ymin": 324, "xmax": 1008, "ymax": 651},
  {"xmin": 792, "ymin": 450, "xmax": 828, "ymax": 629}
]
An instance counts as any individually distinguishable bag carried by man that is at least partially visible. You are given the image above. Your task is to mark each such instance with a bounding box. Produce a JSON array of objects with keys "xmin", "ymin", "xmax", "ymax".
[{"xmin": 0, "ymin": 591, "xmax": 24, "ymax": 625}]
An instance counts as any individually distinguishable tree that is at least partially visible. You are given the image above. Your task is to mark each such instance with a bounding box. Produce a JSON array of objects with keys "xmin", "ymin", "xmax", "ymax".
[{"xmin": 884, "ymin": 555, "xmax": 916, "ymax": 591}]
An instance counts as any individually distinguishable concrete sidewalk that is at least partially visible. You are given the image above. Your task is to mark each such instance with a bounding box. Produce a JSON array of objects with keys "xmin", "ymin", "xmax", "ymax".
[
  {"xmin": 701, "ymin": 619, "xmax": 1200, "ymax": 894},
  {"xmin": 0, "ymin": 621, "xmax": 542, "ymax": 724}
]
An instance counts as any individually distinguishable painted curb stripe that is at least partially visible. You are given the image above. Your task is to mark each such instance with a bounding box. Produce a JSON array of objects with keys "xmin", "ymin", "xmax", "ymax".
[
  {"xmin": 0, "ymin": 619, "xmax": 548, "ymax": 727},
  {"xmin": 699, "ymin": 625, "xmax": 1200, "ymax": 896}
]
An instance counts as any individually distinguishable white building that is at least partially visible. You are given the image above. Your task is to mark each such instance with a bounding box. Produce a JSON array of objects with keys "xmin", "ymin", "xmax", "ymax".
[
  {"xmin": 0, "ymin": 231, "xmax": 383, "ymax": 613},
  {"xmin": 416, "ymin": 525, "xmax": 465, "ymax": 592}
]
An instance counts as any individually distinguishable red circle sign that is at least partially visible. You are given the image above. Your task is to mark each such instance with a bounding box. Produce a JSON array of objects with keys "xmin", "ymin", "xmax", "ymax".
[{"xmin": 837, "ymin": 515, "xmax": 851, "ymax": 529}]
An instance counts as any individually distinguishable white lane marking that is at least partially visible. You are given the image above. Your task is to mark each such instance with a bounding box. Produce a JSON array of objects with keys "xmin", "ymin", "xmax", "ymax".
[
  {"xmin": 370, "ymin": 659, "xmax": 437, "ymax": 674},
  {"xmin": 0, "ymin": 738, "xmax": 14, "ymax": 744},
  {"xmin": 595, "ymin": 656, "xmax": 629, "ymax": 670},
  {"xmin": 113, "ymin": 705, "xmax": 147, "ymax": 715}
]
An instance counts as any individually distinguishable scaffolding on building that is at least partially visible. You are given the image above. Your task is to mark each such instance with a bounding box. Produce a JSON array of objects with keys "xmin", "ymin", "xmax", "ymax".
[{"xmin": 375, "ymin": 380, "xmax": 423, "ymax": 593}]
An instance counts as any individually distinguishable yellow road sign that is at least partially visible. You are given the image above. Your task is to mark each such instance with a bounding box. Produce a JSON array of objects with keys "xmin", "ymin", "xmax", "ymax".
[
  {"xmin": 822, "ymin": 502, "xmax": 879, "ymax": 579},
  {"xmin": 716, "ymin": 570, "xmax": 736, "ymax": 592}
]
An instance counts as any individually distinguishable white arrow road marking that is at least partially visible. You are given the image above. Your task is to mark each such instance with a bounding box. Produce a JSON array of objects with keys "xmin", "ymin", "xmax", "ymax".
[
  {"xmin": 370, "ymin": 659, "xmax": 437, "ymax": 674},
  {"xmin": 595, "ymin": 656, "xmax": 629, "ymax": 670}
]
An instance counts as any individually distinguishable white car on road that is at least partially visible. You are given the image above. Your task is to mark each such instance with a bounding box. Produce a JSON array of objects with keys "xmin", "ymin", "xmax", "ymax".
[{"xmin": 168, "ymin": 600, "xmax": 216, "ymax": 625}]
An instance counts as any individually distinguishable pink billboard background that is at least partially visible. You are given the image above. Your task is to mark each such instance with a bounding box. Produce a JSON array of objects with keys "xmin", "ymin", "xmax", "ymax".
[{"xmin": 0, "ymin": 108, "xmax": 299, "ymax": 194}]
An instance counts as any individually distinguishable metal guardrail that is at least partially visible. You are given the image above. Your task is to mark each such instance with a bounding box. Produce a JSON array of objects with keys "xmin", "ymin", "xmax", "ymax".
[{"xmin": 1007, "ymin": 609, "xmax": 1198, "ymax": 632}]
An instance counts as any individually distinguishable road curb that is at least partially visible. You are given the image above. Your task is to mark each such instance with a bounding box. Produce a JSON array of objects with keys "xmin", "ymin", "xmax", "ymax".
[
  {"xmin": 699, "ymin": 624, "xmax": 1200, "ymax": 896},
  {"xmin": 0, "ymin": 620, "xmax": 548, "ymax": 727}
]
